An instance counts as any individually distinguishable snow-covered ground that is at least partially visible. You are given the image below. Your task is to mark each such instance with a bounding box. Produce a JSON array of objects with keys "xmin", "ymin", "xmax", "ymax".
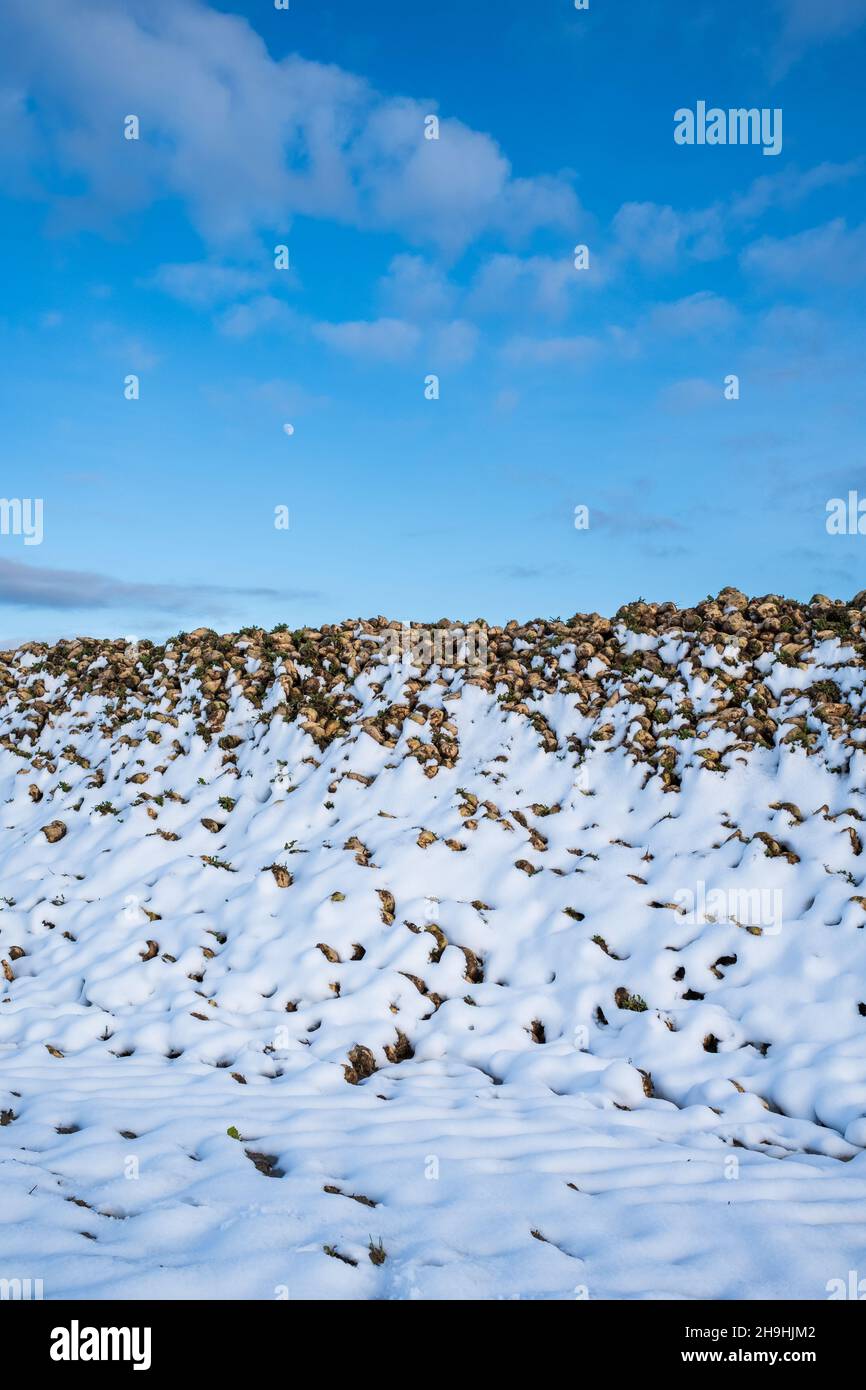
[{"xmin": 2, "ymin": 597, "xmax": 866, "ymax": 1299}]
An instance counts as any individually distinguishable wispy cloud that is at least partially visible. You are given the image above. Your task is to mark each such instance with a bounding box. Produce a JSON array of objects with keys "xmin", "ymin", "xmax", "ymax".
[
  {"xmin": 741, "ymin": 218, "xmax": 866, "ymax": 285},
  {"xmin": 313, "ymin": 317, "xmax": 422, "ymax": 362},
  {"xmin": 645, "ymin": 292, "xmax": 740, "ymax": 339},
  {"xmin": 217, "ymin": 296, "xmax": 297, "ymax": 338},
  {"xmin": 468, "ymin": 251, "xmax": 605, "ymax": 320},
  {"xmin": 92, "ymin": 322, "xmax": 161, "ymax": 371},
  {"xmin": 501, "ymin": 333, "xmax": 601, "ymax": 368},
  {"xmin": 493, "ymin": 562, "xmax": 572, "ymax": 582},
  {"xmin": 657, "ymin": 377, "xmax": 725, "ymax": 412},
  {"xmin": 149, "ymin": 260, "xmax": 273, "ymax": 308},
  {"xmin": 772, "ymin": 0, "xmax": 866, "ymax": 76},
  {"xmin": 0, "ymin": 558, "xmax": 321, "ymax": 612},
  {"xmin": 729, "ymin": 160, "xmax": 863, "ymax": 221}
]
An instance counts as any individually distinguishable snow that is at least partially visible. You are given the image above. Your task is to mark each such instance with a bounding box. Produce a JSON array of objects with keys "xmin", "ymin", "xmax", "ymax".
[{"xmin": 1, "ymin": 623, "xmax": 865, "ymax": 1299}]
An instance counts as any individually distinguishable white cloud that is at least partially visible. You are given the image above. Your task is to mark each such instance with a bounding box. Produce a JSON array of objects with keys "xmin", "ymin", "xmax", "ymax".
[
  {"xmin": 469, "ymin": 252, "xmax": 603, "ymax": 319},
  {"xmin": 608, "ymin": 161, "xmax": 863, "ymax": 278},
  {"xmin": 217, "ymin": 296, "xmax": 295, "ymax": 338},
  {"xmin": 1, "ymin": 0, "xmax": 579, "ymax": 255},
  {"xmin": 741, "ymin": 218, "xmax": 866, "ymax": 285},
  {"xmin": 313, "ymin": 317, "xmax": 421, "ymax": 362},
  {"xmin": 729, "ymin": 161, "xmax": 863, "ymax": 222},
  {"xmin": 92, "ymin": 322, "xmax": 161, "ymax": 370},
  {"xmin": 430, "ymin": 319, "xmax": 479, "ymax": 368},
  {"xmin": 611, "ymin": 202, "xmax": 725, "ymax": 268},
  {"xmin": 777, "ymin": 0, "xmax": 866, "ymax": 39},
  {"xmin": 773, "ymin": 0, "xmax": 866, "ymax": 74},
  {"xmin": 150, "ymin": 261, "xmax": 271, "ymax": 308},
  {"xmin": 501, "ymin": 333, "xmax": 601, "ymax": 368},
  {"xmin": 755, "ymin": 305, "xmax": 827, "ymax": 352},
  {"xmin": 658, "ymin": 378, "xmax": 722, "ymax": 412},
  {"xmin": 377, "ymin": 254, "xmax": 456, "ymax": 319},
  {"xmin": 249, "ymin": 379, "xmax": 332, "ymax": 415},
  {"xmin": 646, "ymin": 292, "xmax": 740, "ymax": 338}
]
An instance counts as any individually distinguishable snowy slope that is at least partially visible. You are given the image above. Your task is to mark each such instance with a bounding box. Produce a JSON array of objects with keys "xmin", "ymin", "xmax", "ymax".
[{"xmin": 1, "ymin": 589, "xmax": 866, "ymax": 1299}]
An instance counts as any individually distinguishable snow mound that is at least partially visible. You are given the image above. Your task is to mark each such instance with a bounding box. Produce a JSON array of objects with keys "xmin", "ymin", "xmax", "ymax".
[{"xmin": 2, "ymin": 592, "xmax": 866, "ymax": 1298}]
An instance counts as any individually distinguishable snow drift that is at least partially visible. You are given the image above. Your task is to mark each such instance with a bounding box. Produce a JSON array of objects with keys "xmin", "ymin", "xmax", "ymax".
[{"xmin": 1, "ymin": 588, "xmax": 865, "ymax": 1299}]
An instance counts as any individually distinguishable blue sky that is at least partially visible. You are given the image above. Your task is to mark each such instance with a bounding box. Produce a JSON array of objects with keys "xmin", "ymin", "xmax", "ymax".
[{"xmin": 1, "ymin": 0, "xmax": 865, "ymax": 641}]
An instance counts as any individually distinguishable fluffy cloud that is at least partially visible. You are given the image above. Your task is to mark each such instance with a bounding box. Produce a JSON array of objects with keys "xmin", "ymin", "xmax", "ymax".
[
  {"xmin": 609, "ymin": 161, "xmax": 864, "ymax": 276},
  {"xmin": 0, "ymin": 0, "xmax": 579, "ymax": 255},
  {"xmin": 469, "ymin": 251, "xmax": 604, "ymax": 319},
  {"xmin": 611, "ymin": 202, "xmax": 725, "ymax": 268},
  {"xmin": 377, "ymin": 254, "xmax": 456, "ymax": 320}
]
